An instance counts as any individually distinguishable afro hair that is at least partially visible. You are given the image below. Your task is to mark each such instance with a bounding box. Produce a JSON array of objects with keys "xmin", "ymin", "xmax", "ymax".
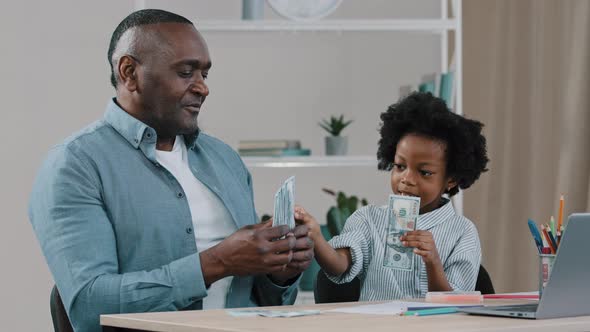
[{"xmin": 377, "ymin": 92, "xmax": 489, "ymax": 196}]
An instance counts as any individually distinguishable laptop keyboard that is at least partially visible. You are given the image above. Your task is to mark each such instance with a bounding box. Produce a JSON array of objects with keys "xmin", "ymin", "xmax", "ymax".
[{"xmin": 494, "ymin": 304, "xmax": 539, "ymax": 312}]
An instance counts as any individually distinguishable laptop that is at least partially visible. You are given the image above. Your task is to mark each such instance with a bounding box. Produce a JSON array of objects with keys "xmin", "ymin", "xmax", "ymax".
[{"xmin": 460, "ymin": 213, "xmax": 590, "ymax": 319}]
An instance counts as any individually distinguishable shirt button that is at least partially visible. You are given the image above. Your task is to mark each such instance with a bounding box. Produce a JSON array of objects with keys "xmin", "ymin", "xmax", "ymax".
[
  {"xmin": 177, "ymin": 192, "xmax": 184, "ymax": 198},
  {"xmin": 186, "ymin": 227, "xmax": 193, "ymax": 234},
  {"xmin": 146, "ymin": 132, "xmax": 152, "ymax": 138}
]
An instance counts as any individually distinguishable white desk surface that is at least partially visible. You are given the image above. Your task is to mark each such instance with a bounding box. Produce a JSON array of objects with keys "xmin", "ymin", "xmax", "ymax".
[{"xmin": 101, "ymin": 299, "xmax": 590, "ymax": 332}]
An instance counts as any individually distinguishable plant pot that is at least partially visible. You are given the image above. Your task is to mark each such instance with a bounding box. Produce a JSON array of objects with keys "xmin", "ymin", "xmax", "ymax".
[
  {"xmin": 325, "ymin": 136, "xmax": 348, "ymax": 156},
  {"xmin": 299, "ymin": 258, "xmax": 320, "ymax": 291}
]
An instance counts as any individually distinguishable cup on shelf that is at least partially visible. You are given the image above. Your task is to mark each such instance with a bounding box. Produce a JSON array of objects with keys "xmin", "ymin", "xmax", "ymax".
[
  {"xmin": 242, "ymin": 0, "xmax": 264, "ymax": 20},
  {"xmin": 538, "ymin": 254, "xmax": 556, "ymax": 298}
]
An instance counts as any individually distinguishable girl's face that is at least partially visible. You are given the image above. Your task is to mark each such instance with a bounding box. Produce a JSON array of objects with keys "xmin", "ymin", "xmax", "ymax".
[{"xmin": 390, "ymin": 134, "xmax": 456, "ymax": 214}]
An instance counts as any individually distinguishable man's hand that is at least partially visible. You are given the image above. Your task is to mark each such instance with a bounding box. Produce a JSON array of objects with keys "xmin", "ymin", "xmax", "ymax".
[
  {"xmin": 268, "ymin": 223, "xmax": 315, "ymax": 285},
  {"xmin": 200, "ymin": 222, "xmax": 296, "ymax": 286},
  {"xmin": 401, "ymin": 230, "xmax": 441, "ymax": 266}
]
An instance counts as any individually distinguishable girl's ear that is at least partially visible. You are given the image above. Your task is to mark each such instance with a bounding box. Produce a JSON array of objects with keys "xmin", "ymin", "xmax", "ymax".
[{"xmin": 446, "ymin": 178, "xmax": 458, "ymax": 193}]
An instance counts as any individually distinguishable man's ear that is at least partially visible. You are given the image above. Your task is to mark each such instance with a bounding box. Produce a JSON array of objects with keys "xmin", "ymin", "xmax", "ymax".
[{"xmin": 117, "ymin": 55, "xmax": 139, "ymax": 92}]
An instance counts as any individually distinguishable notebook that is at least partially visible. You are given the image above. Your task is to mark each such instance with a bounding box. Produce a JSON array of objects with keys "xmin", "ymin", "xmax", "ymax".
[{"xmin": 460, "ymin": 213, "xmax": 590, "ymax": 319}]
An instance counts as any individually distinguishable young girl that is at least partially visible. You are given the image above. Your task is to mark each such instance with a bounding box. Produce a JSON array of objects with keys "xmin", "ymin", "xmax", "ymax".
[{"xmin": 296, "ymin": 92, "xmax": 489, "ymax": 300}]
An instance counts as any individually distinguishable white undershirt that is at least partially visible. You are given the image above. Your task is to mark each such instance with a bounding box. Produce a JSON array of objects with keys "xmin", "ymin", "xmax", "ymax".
[{"xmin": 155, "ymin": 136, "xmax": 237, "ymax": 309}]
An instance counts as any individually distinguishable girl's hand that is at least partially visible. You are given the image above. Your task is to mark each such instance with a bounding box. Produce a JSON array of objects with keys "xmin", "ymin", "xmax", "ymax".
[
  {"xmin": 294, "ymin": 205, "xmax": 321, "ymax": 241},
  {"xmin": 401, "ymin": 230, "xmax": 441, "ymax": 266}
]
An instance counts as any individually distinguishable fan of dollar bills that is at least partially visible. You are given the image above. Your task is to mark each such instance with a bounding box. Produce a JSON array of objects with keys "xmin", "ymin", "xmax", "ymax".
[
  {"xmin": 273, "ymin": 176, "xmax": 296, "ymax": 230},
  {"xmin": 383, "ymin": 194, "xmax": 420, "ymax": 271}
]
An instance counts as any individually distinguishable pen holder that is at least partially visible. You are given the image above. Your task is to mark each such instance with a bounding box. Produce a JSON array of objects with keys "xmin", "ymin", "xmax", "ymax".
[{"xmin": 538, "ymin": 254, "xmax": 556, "ymax": 298}]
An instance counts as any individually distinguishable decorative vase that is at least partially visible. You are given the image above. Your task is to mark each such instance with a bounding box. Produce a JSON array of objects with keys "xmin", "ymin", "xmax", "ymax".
[{"xmin": 325, "ymin": 136, "xmax": 348, "ymax": 156}]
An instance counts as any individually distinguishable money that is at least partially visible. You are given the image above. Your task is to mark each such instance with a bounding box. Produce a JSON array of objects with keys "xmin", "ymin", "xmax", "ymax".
[
  {"xmin": 273, "ymin": 176, "xmax": 296, "ymax": 230},
  {"xmin": 227, "ymin": 309, "xmax": 320, "ymax": 318},
  {"xmin": 383, "ymin": 194, "xmax": 420, "ymax": 271}
]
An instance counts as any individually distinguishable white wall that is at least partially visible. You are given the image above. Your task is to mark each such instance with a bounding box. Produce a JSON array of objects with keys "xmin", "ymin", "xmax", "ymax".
[{"xmin": 0, "ymin": 1, "xmax": 440, "ymax": 330}]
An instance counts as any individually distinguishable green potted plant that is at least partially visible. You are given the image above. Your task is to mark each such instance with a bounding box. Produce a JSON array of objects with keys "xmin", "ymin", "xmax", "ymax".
[
  {"xmin": 322, "ymin": 188, "xmax": 368, "ymax": 238},
  {"xmin": 319, "ymin": 115, "xmax": 353, "ymax": 156},
  {"xmin": 299, "ymin": 188, "xmax": 368, "ymax": 291}
]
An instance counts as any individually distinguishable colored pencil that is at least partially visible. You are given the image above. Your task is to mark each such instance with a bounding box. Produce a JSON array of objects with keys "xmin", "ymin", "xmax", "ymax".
[
  {"xmin": 403, "ymin": 307, "xmax": 459, "ymax": 316},
  {"xmin": 557, "ymin": 194, "xmax": 564, "ymax": 231}
]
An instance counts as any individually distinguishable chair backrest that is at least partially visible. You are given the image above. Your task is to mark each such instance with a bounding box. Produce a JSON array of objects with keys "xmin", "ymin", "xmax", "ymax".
[
  {"xmin": 50, "ymin": 285, "xmax": 74, "ymax": 332},
  {"xmin": 475, "ymin": 265, "xmax": 495, "ymax": 294},
  {"xmin": 314, "ymin": 264, "xmax": 495, "ymax": 303},
  {"xmin": 313, "ymin": 269, "xmax": 360, "ymax": 303}
]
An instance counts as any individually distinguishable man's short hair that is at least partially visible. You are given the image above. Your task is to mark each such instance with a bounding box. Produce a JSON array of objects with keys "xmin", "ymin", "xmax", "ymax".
[{"xmin": 108, "ymin": 9, "xmax": 193, "ymax": 88}]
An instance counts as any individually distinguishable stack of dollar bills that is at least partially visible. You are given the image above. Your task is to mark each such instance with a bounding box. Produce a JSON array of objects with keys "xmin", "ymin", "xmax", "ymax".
[{"xmin": 273, "ymin": 176, "xmax": 296, "ymax": 230}]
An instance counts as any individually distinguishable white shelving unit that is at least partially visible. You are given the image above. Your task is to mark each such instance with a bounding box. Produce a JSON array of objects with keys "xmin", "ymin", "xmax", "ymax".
[
  {"xmin": 243, "ymin": 155, "xmax": 376, "ymax": 168},
  {"xmin": 195, "ymin": 19, "xmax": 457, "ymax": 32},
  {"xmin": 134, "ymin": 0, "xmax": 463, "ymax": 211}
]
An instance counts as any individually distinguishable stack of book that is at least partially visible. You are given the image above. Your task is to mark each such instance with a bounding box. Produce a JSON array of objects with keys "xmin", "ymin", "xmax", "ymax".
[
  {"xmin": 399, "ymin": 71, "xmax": 455, "ymax": 110},
  {"xmin": 238, "ymin": 140, "xmax": 311, "ymax": 157}
]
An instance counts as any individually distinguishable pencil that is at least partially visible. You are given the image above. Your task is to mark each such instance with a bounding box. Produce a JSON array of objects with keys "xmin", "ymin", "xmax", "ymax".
[
  {"xmin": 540, "ymin": 225, "xmax": 550, "ymax": 253},
  {"xmin": 557, "ymin": 194, "xmax": 564, "ymax": 231},
  {"xmin": 403, "ymin": 307, "xmax": 459, "ymax": 316},
  {"xmin": 550, "ymin": 216, "xmax": 556, "ymax": 237},
  {"xmin": 541, "ymin": 225, "xmax": 556, "ymax": 254},
  {"xmin": 546, "ymin": 228, "xmax": 558, "ymax": 251}
]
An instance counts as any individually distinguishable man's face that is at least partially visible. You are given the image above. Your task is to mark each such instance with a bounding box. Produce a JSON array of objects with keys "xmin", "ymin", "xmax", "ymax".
[{"xmin": 136, "ymin": 23, "xmax": 211, "ymax": 137}]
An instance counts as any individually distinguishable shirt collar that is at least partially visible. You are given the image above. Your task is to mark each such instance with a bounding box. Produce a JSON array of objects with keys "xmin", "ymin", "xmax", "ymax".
[
  {"xmin": 416, "ymin": 198, "xmax": 455, "ymax": 230},
  {"xmin": 103, "ymin": 98, "xmax": 200, "ymax": 149}
]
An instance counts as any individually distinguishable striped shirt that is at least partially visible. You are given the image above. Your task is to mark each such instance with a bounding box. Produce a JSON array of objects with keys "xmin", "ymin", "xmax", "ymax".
[{"xmin": 327, "ymin": 199, "xmax": 481, "ymax": 301}]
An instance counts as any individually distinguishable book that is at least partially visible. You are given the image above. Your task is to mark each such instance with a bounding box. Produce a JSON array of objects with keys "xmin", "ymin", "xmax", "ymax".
[
  {"xmin": 238, "ymin": 139, "xmax": 301, "ymax": 150},
  {"xmin": 418, "ymin": 73, "xmax": 439, "ymax": 95},
  {"xmin": 439, "ymin": 71, "xmax": 455, "ymax": 109},
  {"xmin": 239, "ymin": 148, "xmax": 311, "ymax": 157}
]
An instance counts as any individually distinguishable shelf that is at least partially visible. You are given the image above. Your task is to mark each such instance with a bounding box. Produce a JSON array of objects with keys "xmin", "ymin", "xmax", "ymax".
[
  {"xmin": 242, "ymin": 155, "xmax": 376, "ymax": 168},
  {"xmin": 197, "ymin": 19, "xmax": 457, "ymax": 32}
]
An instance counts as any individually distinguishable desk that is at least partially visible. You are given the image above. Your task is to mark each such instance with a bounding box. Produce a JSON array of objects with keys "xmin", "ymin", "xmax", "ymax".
[{"xmin": 101, "ymin": 300, "xmax": 590, "ymax": 332}]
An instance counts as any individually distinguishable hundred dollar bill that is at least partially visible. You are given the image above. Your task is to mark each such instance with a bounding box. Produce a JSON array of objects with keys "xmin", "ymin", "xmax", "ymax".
[
  {"xmin": 227, "ymin": 309, "xmax": 320, "ymax": 318},
  {"xmin": 383, "ymin": 194, "xmax": 420, "ymax": 271},
  {"xmin": 273, "ymin": 176, "xmax": 295, "ymax": 230}
]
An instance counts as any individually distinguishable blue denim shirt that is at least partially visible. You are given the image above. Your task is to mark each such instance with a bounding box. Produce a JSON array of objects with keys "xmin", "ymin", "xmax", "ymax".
[{"xmin": 29, "ymin": 99, "xmax": 298, "ymax": 332}]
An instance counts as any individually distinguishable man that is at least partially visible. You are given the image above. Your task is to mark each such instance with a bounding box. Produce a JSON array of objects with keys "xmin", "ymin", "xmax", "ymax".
[{"xmin": 29, "ymin": 9, "xmax": 314, "ymax": 332}]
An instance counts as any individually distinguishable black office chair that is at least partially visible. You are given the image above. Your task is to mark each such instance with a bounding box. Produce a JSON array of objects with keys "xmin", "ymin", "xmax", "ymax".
[
  {"xmin": 475, "ymin": 265, "xmax": 495, "ymax": 294},
  {"xmin": 314, "ymin": 269, "xmax": 360, "ymax": 303},
  {"xmin": 314, "ymin": 265, "xmax": 495, "ymax": 303},
  {"xmin": 50, "ymin": 285, "xmax": 74, "ymax": 332}
]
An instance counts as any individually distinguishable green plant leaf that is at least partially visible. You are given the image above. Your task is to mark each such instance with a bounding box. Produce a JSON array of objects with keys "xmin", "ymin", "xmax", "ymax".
[
  {"xmin": 322, "ymin": 188, "xmax": 336, "ymax": 196},
  {"xmin": 323, "ymin": 188, "xmax": 368, "ymax": 237},
  {"xmin": 326, "ymin": 206, "xmax": 343, "ymax": 237},
  {"xmin": 340, "ymin": 206, "xmax": 352, "ymax": 221},
  {"xmin": 319, "ymin": 114, "xmax": 353, "ymax": 136},
  {"xmin": 347, "ymin": 196, "xmax": 359, "ymax": 213},
  {"xmin": 336, "ymin": 192, "xmax": 347, "ymax": 209}
]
